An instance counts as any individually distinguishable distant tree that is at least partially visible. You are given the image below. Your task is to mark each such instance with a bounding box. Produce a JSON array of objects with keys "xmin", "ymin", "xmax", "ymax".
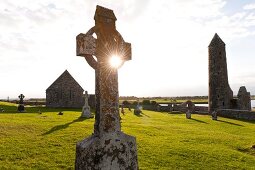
[
  {"xmin": 133, "ymin": 101, "xmax": 138, "ymax": 105},
  {"xmin": 151, "ymin": 101, "xmax": 157, "ymax": 105},
  {"xmin": 122, "ymin": 100, "xmax": 130, "ymax": 105},
  {"xmin": 142, "ymin": 100, "xmax": 151, "ymax": 105}
]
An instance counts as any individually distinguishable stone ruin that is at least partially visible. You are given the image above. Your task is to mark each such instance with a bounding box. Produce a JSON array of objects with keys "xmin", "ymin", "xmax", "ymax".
[
  {"xmin": 175, "ymin": 101, "xmax": 195, "ymax": 119},
  {"xmin": 208, "ymin": 33, "xmax": 252, "ymax": 119},
  {"xmin": 177, "ymin": 100, "xmax": 195, "ymax": 113},
  {"xmin": 75, "ymin": 5, "xmax": 138, "ymax": 169},
  {"xmin": 237, "ymin": 86, "xmax": 251, "ymax": 110},
  {"xmin": 46, "ymin": 70, "xmax": 84, "ymax": 108}
]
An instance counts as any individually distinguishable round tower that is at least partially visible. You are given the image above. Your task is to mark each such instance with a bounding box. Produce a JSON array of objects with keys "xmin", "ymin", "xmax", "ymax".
[{"xmin": 208, "ymin": 33, "xmax": 233, "ymax": 113}]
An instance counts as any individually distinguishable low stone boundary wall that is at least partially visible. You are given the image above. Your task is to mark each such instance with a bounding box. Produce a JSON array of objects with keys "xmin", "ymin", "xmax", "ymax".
[
  {"xmin": 217, "ymin": 109, "xmax": 255, "ymax": 120},
  {"xmin": 194, "ymin": 106, "xmax": 208, "ymax": 114},
  {"xmin": 138, "ymin": 104, "xmax": 209, "ymax": 114}
]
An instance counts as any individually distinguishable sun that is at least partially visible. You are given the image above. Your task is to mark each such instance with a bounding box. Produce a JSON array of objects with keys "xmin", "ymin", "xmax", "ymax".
[{"xmin": 109, "ymin": 55, "xmax": 122, "ymax": 68}]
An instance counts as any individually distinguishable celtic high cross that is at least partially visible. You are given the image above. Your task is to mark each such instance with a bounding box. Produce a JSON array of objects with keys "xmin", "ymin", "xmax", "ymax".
[
  {"xmin": 75, "ymin": 5, "xmax": 138, "ymax": 169},
  {"xmin": 76, "ymin": 5, "xmax": 131, "ymax": 135}
]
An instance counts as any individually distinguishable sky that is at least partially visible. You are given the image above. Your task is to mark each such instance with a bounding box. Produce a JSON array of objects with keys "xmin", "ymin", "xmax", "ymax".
[{"xmin": 1, "ymin": 0, "xmax": 255, "ymax": 99}]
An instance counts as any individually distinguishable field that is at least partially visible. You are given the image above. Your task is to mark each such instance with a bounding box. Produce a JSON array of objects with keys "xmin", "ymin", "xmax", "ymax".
[{"xmin": 0, "ymin": 101, "xmax": 255, "ymax": 169}]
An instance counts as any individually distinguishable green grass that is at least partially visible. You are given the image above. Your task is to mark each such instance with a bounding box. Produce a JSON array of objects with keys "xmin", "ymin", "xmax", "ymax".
[{"xmin": 0, "ymin": 102, "xmax": 255, "ymax": 169}]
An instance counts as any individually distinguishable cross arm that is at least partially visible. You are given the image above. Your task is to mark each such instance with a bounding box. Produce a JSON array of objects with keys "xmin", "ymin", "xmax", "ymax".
[{"xmin": 84, "ymin": 54, "xmax": 98, "ymax": 69}]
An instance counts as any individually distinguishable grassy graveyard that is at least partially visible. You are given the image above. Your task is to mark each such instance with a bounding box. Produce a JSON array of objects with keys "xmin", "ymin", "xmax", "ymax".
[{"xmin": 0, "ymin": 101, "xmax": 255, "ymax": 169}]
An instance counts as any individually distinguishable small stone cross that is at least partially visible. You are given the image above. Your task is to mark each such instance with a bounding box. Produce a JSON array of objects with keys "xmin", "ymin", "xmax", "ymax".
[{"xmin": 18, "ymin": 94, "xmax": 25, "ymax": 104}]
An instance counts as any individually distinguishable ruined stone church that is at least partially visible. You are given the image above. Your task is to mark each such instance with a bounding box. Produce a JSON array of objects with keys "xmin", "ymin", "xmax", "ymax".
[{"xmin": 46, "ymin": 70, "xmax": 84, "ymax": 108}]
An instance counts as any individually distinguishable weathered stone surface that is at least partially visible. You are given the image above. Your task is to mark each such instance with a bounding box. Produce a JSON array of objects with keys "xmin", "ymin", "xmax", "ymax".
[
  {"xmin": 46, "ymin": 70, "xmax": 84, "ymax": 108},
  {"xmin": 75, "ymin": 5, "xmax": 138, "ymax": 169},
  {"xmin": 76, "ymin": 132, "xmax": 138, "ymax": 170}
]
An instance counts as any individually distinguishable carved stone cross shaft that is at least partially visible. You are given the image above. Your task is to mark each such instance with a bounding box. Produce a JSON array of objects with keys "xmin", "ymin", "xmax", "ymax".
[{"xmin": 76, "ymin": 5, "xmax": 131, "ymax": 136}]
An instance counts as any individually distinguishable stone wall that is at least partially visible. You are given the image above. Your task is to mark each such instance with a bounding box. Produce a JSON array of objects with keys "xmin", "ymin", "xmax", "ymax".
[
  {"xmin": 194, "ymin": 106, "xmax": 208, "ymax": 114},
  {"xmin": 217, "ymin": 109, "xmax": 255, "ymax": 120}
]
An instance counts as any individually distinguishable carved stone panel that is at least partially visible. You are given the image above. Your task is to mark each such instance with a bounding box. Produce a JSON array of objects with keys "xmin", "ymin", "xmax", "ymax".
[{"xmin": 76, "ymin": 33, "xmax": 96, "ymax": 56}]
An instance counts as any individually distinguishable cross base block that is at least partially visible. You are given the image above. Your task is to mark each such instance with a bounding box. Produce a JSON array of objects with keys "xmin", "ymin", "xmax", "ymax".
[{"xmin": 75, "ymin": 132, "xmax": 138, "ymax": 170}]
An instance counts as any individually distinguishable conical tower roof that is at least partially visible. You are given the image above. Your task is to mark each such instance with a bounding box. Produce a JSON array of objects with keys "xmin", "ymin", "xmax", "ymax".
[{"xmin": 209, "ymin": 33, "xmax": 225, "ymax": 47}]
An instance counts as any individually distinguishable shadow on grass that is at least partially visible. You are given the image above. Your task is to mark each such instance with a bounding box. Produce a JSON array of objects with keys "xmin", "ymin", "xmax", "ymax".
[
  {"xmin": 134, "ymin": 113, "xmax": 143, "ymax": 117},
  {"xmin": 42, "ymin": 117, "xmax": 88, "ymax": 135},
  {"xmin": 0, "ymin": 105, "xmax": 19, "ymax": 114},
  {"xmin": 235, "ymin": 118, "xmax": 255, "ymax": 125},
  {"xmin": 0, "ymin": 103, "xmax": 84, "ymax": 114},
  {"xmin": 217, "ymin": 119, "xmax": 244, "ymax": 127},
  {"xmin": 236, "ymin": 146, "xmax": 255, "ymax": 156},
  {"xmin": 0, "ymin": 107, "xmax": 81, "ymax": 114},
  {"xmin": 190, "ymin": 118, "xmax": 208, "ymax": 124},
  {"xmin": 169, "ymin": 111, "xmax": 181, "ymax": 114},
  {"xmin": 133, "ymin": 112, "xmax": 151, "ymax": 118},
  {"xmin": 141, "ymin": 112, "xmax": 150, "ymax": 118}
]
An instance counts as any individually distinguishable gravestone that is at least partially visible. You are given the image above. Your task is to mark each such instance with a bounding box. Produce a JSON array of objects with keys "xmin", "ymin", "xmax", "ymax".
[
  {"xmin": 134, "ymin": 102, "xmax": 142, "ymax": 115},
  {"xmin": 169, "ymin": 104, "xmax": 173, "ymax": 112},
  {"xmin": 186, "ymin": 110, "xmax": 191, "ymax": 119},
  {"xmin": 58, "ymin": 111, "xmax": 63, "ymax": 115},
  {"xmin": 81, "ymin": 91, "xmax": 93, "ymax": 118},
  {"xmin": 17, "ymin": 94, "xmax": 25, "ymax": 112},
  {"xmin": 75, "ymin": 5, "xmax": 138, "ymax": 169},
  {"xmin": 212, "ymin": 111, "xmax": 217, "ymax": 120},
  {"xmin": 121, "ymin": 104, "xmax": 125, "ymax": 115}
]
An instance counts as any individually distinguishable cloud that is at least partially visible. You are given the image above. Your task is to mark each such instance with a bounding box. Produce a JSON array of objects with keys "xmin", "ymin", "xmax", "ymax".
[
  {"xmin": 1, "ymin": 0, "xmax": 255, "ymax": 98},
  {"xmin": 243, "ymin": 3, "xmax": 255, "ymax": 10}
]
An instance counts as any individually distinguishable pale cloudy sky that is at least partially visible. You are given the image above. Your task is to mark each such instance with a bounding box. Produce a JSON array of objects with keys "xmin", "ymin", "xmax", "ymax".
[{"xmin": 1, "ymin": 0, "xmax": 255, "ymax": 99}]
